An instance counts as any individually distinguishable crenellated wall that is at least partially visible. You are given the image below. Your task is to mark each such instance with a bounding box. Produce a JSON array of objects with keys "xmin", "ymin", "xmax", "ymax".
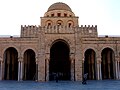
[
  {"xmin": 79, "ymin": 25, "xmax": 98, "ymax": 37},
  {"xmin": 21, "ymin": 25, "xmax": 39, "ymax": 38}
]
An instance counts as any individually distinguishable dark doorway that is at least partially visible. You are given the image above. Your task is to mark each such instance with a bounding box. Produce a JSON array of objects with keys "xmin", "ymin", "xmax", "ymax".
[
  {"xmin": 101, "ymin": 48, "xmax": 114, "ymax": 79},
  {"xmin": 4, "ymin": 47, "xmax": 18, "ymax": 80},
  {"xmin": 49, "ymin": 40, "xmax": 70, "ymax": 81},
  {"xmin": 23, "ymin": 49, "xmax": 36, "ymax": 80},
  {"xmin": 84, "ymin": 49, "xmax": 96, "ymax": 80}
]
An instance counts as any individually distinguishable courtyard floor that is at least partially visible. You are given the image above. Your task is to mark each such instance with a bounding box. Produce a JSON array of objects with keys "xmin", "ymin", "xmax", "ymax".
[{"xmin": 0, "ymin": 80, "xmax": 120, "ymax": 90}]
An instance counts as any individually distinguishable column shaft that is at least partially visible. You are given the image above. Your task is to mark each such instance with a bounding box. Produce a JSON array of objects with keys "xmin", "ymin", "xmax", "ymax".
[
  {"xmin": 99, "ymin": 61, "xmax": 102, "ymax": 80},
  {"xmin": 46, "ymin": 59, "xmax": 49, "ymax": 81},
  {"xmin": 20, "ymin": 61, "xmax": 23, "ymax": 81},
  {"xmin": 0, "ymin": 61, "xmax": 2, "ymax": 80},
  {"xmin": 71, "ymin": 59, "xmax": 75, "ymax": 81},
  {"xmin": 97, "ymin": 63, "xmax": 100, "ymax": 80},
  {"xmin": 18, "ymin": 61, "xmax": 21, "ymax": 81}
]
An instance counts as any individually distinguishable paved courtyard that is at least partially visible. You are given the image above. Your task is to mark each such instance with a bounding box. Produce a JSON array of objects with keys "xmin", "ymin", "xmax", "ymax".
[{"xmin": 0, "ymin": 80, "xmax": 120, "ymax": 90}]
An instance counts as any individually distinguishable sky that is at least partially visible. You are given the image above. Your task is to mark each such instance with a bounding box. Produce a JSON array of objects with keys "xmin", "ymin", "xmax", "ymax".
[{"xmin": 0, "ymin": 0, "xmax": 120, "ymax": 36}]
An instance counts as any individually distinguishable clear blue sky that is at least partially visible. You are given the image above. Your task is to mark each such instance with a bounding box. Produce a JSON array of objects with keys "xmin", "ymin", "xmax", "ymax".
[{"xmin": 0, "ymin": 0, "xmax": 120, "ymax": 36}]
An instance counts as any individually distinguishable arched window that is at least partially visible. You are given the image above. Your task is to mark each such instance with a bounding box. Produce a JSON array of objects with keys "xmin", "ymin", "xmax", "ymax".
[
  {"xmin": 67, "ymin": 20, "xmax": 74, "ymax": 27},
  {"xmin": 46, "ymin": 20, "xmax": 53, "ymax": 28},
  {"xmin": 56, "ymin": 20, "xmax": 63, "ymax": 27},
  {"xmin": 68, "ymin": 23, "xmax": 71, "ymax": 27}
]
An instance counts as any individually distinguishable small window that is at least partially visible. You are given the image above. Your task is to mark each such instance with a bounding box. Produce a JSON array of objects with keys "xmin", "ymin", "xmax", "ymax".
[
  {"xmin": 47, "ymin": 23, "xmax": 51, "ymax": 28},
  {"xmin": 48, "ymin": 23, "xmax": 51, "ymax": 26},
  {"xmin": 57, "ymin": 13, "xmax": 61, "ymax": 17},
  {"xmin": 64, "ymin": 13, "xmax": 67, "ymax": 17},
  {"xmin": 51, "ymin": 14, "xmax": 54, "ymax": 17},
  {"xmin": 69, "ymin": 15, "xmax": 72, "ymax": 17},
  {"xmin": 68, "ymin": 23, "xmax": 71, "ymax": 27}
]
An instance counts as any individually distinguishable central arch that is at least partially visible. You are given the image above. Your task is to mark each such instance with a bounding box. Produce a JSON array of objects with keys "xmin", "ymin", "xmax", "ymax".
[{"xmin": 49, "ymin": 40, "xmax": 71, "ymax": 81}]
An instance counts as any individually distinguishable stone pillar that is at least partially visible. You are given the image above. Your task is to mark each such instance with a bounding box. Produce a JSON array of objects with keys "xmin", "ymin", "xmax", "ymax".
[
  {"xmin": 115, "ymin": 57, "xmax": 119, "ymax": 79},
  {"xmin": 97, "ymin": 58, "xmax": 102, "ymax": 80},
  {"xmin": 18, "ymin": 57, "xmax": 23, "ymax": 81},
  {"xmin": 99, "ymin": 60, "xmax": 102, "ymax": 80},
  {"xmin": 46, "ymin": 59, "xmax": 49, "ymax": 81},
  {"xmin": 35, "ymin": 57, "xmax": 39, "ymax": 81},
  {"xmin": 38, "ymin": 53, "xmax": 45, "ymax": 82},
  {"xmin": 115, "ymin": 60, "xmax": 117, "ymax": 79},
  {"xmin": 118, "ymin": 61, "xmax": 120, "ymax": 79},
  {"xmin": 45, "ymin": 53, "xmax": 50, "ymax": 81},
  {"xmin": 18, "ymin": 60, "xmax": 21, "ymax": 81},
  {"xmin": 20, "ymin": 60, "xmax": 23, "ymax": 81},
  {"xmin": 117, "ymin": 61, "xmax": 119, "ymax": 79},
  {"xmin": 70, "ymin": 53, "xmax": 75, "ymax": 81},
  {"xmin": 74, "ymin": 48, "xmax": 82, "ymax": 81},
  {"xmin": 0, "ymin": 58, "xmax": 3, "ymax": 80}
]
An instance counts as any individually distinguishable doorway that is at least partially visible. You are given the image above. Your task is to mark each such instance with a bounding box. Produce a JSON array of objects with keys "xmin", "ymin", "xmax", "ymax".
[{"xmin": 49, "ymin": 40, "xmax": 70, "ymax": 81}]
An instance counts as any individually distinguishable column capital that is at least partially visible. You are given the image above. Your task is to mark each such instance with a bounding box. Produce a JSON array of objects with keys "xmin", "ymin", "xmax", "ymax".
[
  {"xmin": 18, "ymin": 57, "xmax": 23, "ymax": 62},
  {"xmin": 45, "ymin": 53, "xmax": 50, "ymax": 60},
  {"xmin": 70, "ymin": 53, "xmax": 75, "ymax": 61},
  {"xmin": 35, "ymin": 57, "xmax": 39, "ymax": 64},
  {"xmin": 115, "ymin": 56, "xmax": 119, "ymax": 62},
  {"xmin": 97, "ymin": 58, "xmax": 102, "ymax": 64}
]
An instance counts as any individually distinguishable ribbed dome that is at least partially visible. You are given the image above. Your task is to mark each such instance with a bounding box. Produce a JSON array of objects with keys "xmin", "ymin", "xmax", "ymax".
[{"xmin": 47, "ymin": 2, "xmax": 72, "ymax": 12}]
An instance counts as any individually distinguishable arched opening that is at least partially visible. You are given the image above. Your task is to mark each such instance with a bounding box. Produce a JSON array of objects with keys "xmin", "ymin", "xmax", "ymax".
[
  {"xmin": 49, "ymin": 40, "xmax": 70, "ymax": 81},
  {"xmin": 46, "ymin": 20, "xmax": 53, "ymax": 29},
  {"xmin": 4, "ymin": 47, "xmax": 18, "ymax": 80},
  {"xmin": 67, "ymin": 20, "xmax": 74, "ymax": 27},
  {"xmin": 101, "ymin": 48, "xmax": 115, "ymax": 79},
  {"xmin": 84, "ymin": 49, "xmax": 96, "ymax": 80},
  {"xmin": 57, "ymin": 20, "xmax": 63, "ymax": 27},
  {"xmin": 23, "ymin": 49, "xmax": 36, "ymax": 80}
]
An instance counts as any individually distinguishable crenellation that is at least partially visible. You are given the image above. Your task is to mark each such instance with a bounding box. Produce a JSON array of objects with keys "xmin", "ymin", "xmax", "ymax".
[
  {"xmin": 21, "ymin": 25, "xmax": 39, "ymax": 38},
  {"xmin": 77, "ymin": 25, "xmax": 98, "ymax": 37}
]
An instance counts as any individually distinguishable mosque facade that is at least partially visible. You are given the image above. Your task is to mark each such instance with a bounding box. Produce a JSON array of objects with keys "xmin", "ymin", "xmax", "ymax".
[{"xmin": 0, "ymin": 2, "xmax": 120, "ymax": 81}]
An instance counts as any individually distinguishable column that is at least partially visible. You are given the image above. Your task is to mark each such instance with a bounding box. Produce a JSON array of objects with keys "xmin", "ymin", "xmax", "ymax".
[
  {"xmin": 115, "ymin": 58, "xmax": 119, "ymax": 79},
  {"xmin": 99, "ymin": 61, "xmax": 102, "ymax": 80},
  {"xmin": 45, "ymin": 53, "xmax": 49, "ymax": 81},
  {"xmin": 0, "ymin": 59, "xmax": 3, "ymax": 80},
  {"xmin": 118, "ymin": 61, "xmax": 120, "ymax": 79},
  {"xmin": 97, "ymin": 60, "xmax": 100, "ymax": 80},
  {"xmin": 18, "ymin": 57, "xmax": 23, "ymax": 81},
  {"xmin": 97, "ymin": 58, "xmax": 102, "ymax": 80},
  {"xmin": 35, "ymin": 57, "xmax": 38, "ymax": 81},
  {"xmin": 20, "ymin": 60, "xmax": 23, "ymax": 81},
  {"xmin": 114, "ymin": 56, "xmax": 120, "ymax": 79},
  {"xmin": 46, "ymin": 59, "xmax": 49, "ymax": 81},
  {"xmin": 70, "ymin": 54, "xmax": 75, "ymax": 81},
  {"xmin": 18, "ymin": 61, "xmax": 21, "ymax": 81},
  {"xmin": 117, "ymin": 61, "xmax": 119, "ymax": 79}
]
